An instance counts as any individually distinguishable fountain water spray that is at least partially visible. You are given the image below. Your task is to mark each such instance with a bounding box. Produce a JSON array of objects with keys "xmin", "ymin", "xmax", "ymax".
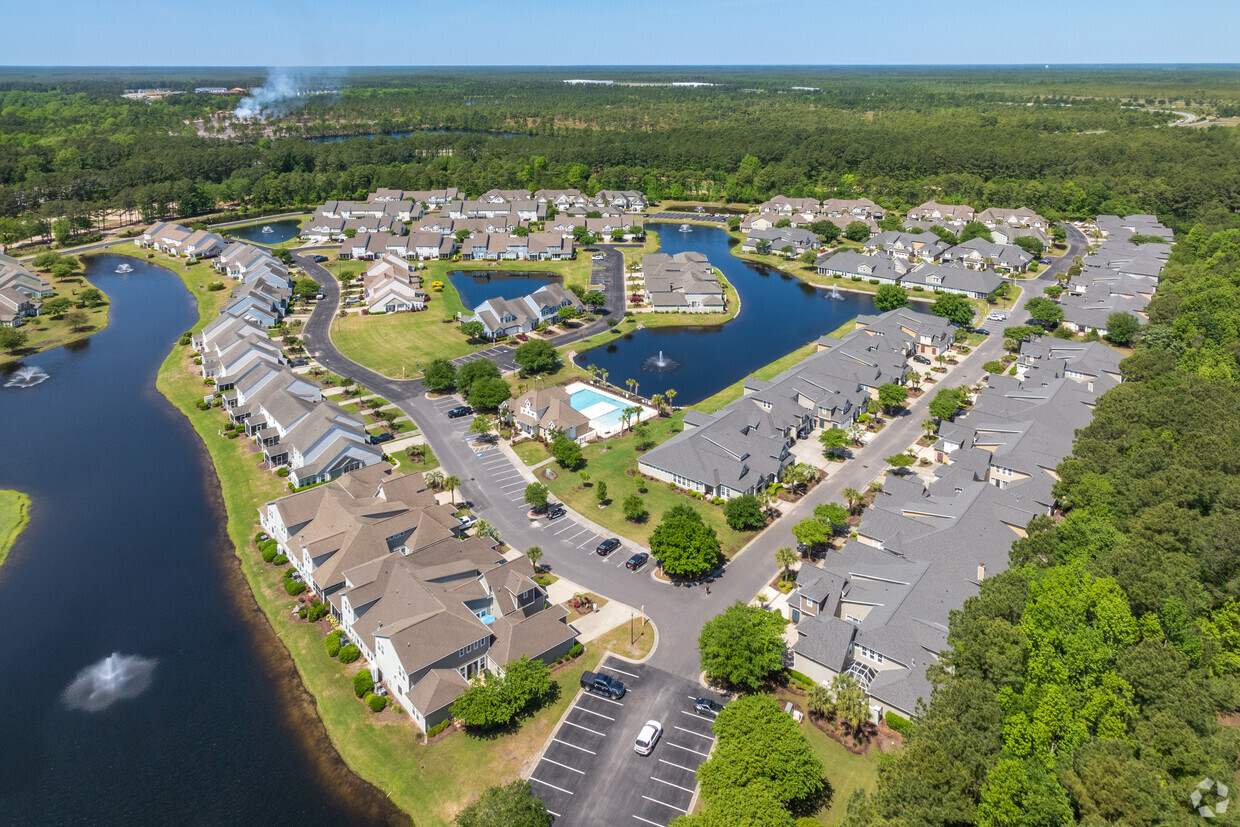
[
  {"xmin": 641, "ymin": 350, "xmax": 680, "ymax": 374},
  {"xmin": 62, "ymin": 653, "xmax": 158, "ymax": 712},
  {"xmin": 4, "ymin": 366, "xmax": 50, "ymax": 388},
  {"xmin": 827, "ymin": 283, "xmax": 845, "ymax": 301}
]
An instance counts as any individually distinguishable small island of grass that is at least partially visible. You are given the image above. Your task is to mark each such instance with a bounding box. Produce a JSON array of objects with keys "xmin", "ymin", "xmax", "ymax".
[{"xmin": 0, "ymin": 489, "xmax": 31, "ymax": 568}]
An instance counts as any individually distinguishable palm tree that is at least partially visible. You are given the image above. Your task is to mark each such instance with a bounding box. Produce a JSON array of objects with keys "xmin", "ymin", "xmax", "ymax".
[
  {"xmin": 525, "ymin": 546, "xmax": 543, "ymax": 571},
  {"xmin": 624, "ymin": 405, "xmax": 643, "ymax": 432},
  {"xmin": 807, "ymin": 683, "xmax": 834, "ymax": 717},
  {"xmin": 757, "ymin": 485, "xmax": 777, "ymax": 516},
  {"xmin": 625, "ymin": 377, "xmax": 638, "ymax": 398},
  {"xmin": 442, "ymin": 474, "xmax": 461, "ymax": 505},
  {"xmin": 651, "ymin": 393, "xmax": 666, "ymax": 416},
  {"xmin": 424, "ymin": 469, "xmax": 444, "ymax": 490},
  {"xmin": 921, "ymin": 419, "xmax": 938, "ymax": 440},
  {"xmin": 846, "ymin": 422, "xmax": 866, "ymax": 446},
  {"xmin": 774, "ymin": 546, "xmax": 798, "ymax": 579},
  {"xmin": 599, "ymin": 368, "xmax": 609, "ymax": 388},
  {"xmin": 831, "ymin": 673, "xmax": 870, "ymax": 736},
  {"xmin": 842, "ymin": 487, "xmax": 862, "ymax": 514},
  {"xmin": 665, "ymin": 389, "xmax": 677, "ymax": 410},
  {"xmin": 586, "ymin": 363, "xmax": 600, "ymax": 383}
]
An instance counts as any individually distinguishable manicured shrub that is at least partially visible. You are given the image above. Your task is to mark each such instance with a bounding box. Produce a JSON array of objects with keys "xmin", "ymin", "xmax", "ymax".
[
  {"xmin": 179, "ymin": 334, "xmax": 193, "ymax": 346},
  {"xmin": 254, "ymin": 532, "xmax": 268, "ymax": 544},
  {"xmin": 367, "ymin": 694, "xmax": 389, "ymax": 713},
  {"xmin": 338, "ymin": 644, "xmax": 361, "ymax": 664},
  {"xmin": 787, "ymin": 669, "xmax": 815, "ymax": 692},
  {"xmin": 325, "ymin": 632, "xmax": 343, "ymax": 658},
  {"xmin": 283, "ymin": 579, "xmax": 306, "ymax": 596},
  {"xmin": 426, "ymin": 719, "xmax": 452, "ymax": 738},
  {"xmin": 272, "ymin": 553, "xmax": 288, "ymax": 566},
  {"xmin": 353, "ymin": 670, "xmax": 375, "ymax": 698},
  {"xmin": 276, "ymin": 467, "xmax": 290, "ymax": 478},
  {"xmin": 298, "ymin": 606, "xmax": 308, "ymax": 619},
  {"xmin": 568, "ymin": 643, "xmax": 584, "ymax": 658},
  {"xmin": 207, "ymin": 281, "xmax": 226, "ymax": 291},
  {"xmin": 260, "ymin": 545, "xmax": 277, "ymax": 563},
  {"xmin": 886, "ymin": 710, "xmax": 915, "ymax": 737}
]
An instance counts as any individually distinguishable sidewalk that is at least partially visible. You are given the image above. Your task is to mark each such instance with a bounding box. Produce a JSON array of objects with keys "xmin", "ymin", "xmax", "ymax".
[{"xmin": 544, "ymin": 575, "xmax": 637, "ymax": 643}]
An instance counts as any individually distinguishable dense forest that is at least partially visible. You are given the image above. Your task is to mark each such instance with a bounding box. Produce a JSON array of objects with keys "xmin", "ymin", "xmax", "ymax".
[
  {"xmin": 844, "ymin": 227, "xmax": 1240, "ymax": 825},
  {"xmin": 2, "ymin": 67, "xmax": 1240, "ymax": 246}
]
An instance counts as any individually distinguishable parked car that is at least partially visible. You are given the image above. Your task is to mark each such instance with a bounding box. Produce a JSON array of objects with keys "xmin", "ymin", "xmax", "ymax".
[
  {"xmin": 314, "ymin": 291, "xmax": 325, "ymax": 300},
  {"xmin": 913, "ymin": 355, "xmax": 932, "ymax": 365},
  {"xmin": 596, "ymin": 538, "xmax": 621, "ymax": 557},
  {"xmin": 1037, "ymin": 257, "xmax": 1051, "ymax": 264},
  {"xmin": 457, "ymin": 515, "xmax": 478, "ymax": 530},
  {"xmin": 974, "ymin": 328, "xmax": 990, "ymax": 336},
  {"xmin": 987, "ymin": 312, "xmax": 1008, "ymax": 321},
  {"xmin": 693, "ymin": 698, "xmax": 723, "ymax": 716},
  {"xmin": 516, "ymin": 333, "xmax": 528, "ymax": 342},
  {"xmin": 592, "ymin": 253, "xmax": 604, "ymax": 261},
  {"xmin": 580, "ymin": 670, "xmax": 626, "ymax": 699},
  {"xmin": 345, "ymin": 297, "xmax": 361, "ymax": 305},
  {"xmin": 546, "ymin": 504, "xmax": 567, "ymax": 520},
  {"xmin": 313, "ymin": 255, "xmax": 329, "ymax": 263},
  {"xmin": 625, "ymin": 552, "xmax": 649, "ymax": 571},
  {"xmin": 634, "ymin": 720, "xmax": 663, "ymax": 756},
  {"xmin": 368, "ymin": 432, "xmax": 395, "ymax": 445},
  {"xmin": 446, "ymin": 406, "xmax": 472, "ymax": 419},
  {"xmin": 288, "ymin": 358, "xmax": 309, "ymax": 367}
]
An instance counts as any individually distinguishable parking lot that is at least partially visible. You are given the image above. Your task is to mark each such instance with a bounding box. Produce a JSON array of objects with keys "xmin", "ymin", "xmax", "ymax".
[
  {"xmin": 451, "ymin": 345, "xmax": 518, "ymax": 374},
  {"xmin": 529, "ymin": 657, "xmax": 725, "ymax": 826}
]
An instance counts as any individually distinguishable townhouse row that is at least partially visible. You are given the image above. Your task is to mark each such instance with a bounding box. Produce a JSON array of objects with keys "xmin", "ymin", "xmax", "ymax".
[
  {"xmin": 0, "ymin": 253, "xmax": 53, "ymax": 327},
  {"xmin": 1059, "ymin": 214, "xmax": 1171, "ymax": 337}
]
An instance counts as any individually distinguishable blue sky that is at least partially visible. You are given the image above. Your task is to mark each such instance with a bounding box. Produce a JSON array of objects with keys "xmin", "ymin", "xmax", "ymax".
[{"xmin": 7, "ymin": 0, "xmax": 1238, "ymax": 66}]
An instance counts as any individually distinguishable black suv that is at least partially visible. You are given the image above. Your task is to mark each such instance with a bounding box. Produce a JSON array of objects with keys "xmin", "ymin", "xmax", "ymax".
[
  {"xmin": 595, "ymin": 538, "xmax": 621, "ymax": 557},
  {"xmin": 546, "ymin": 504, "xmax": 567, "ymax": 520},
  {"xmin": 446, "ymin": 406, "xmax": 472, "ymax": 419},
  {"xmin": 625, "ymin": 552, "xmax": 648, "ymax": 571},
  {"xmin": 580, "ymin": 670, "xmax": 626, "ymax": 699},
  {"xmin": 368, "ymin": 432, "xmax": 395, "ymax": 445}
]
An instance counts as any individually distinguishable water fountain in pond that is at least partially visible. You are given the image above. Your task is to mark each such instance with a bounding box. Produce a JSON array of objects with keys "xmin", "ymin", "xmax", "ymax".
[
  {"xmin": 641, "ymin": 350, "xmax": 680, "ymax": 374},
  {"xmin": 62, "ymin": 652, "xmax": 158, "ymax": 712},
  {"xmin": 115, "ymin": 263, "xmax": 133, "ymax": 274},
  {"xmin": 4, "ymin": 366, "xmax": 50, "ymax": 388},
  {"xmin": 679, "ymin": 223, "xmax": 692, "ymax": 233},
  {"xmin": 261, "ymin": 225, "xmax": 274, "ymax": 234},
  {"xmin": 828, "ymin": 283, "xmax": 844, "ymax": 301}
]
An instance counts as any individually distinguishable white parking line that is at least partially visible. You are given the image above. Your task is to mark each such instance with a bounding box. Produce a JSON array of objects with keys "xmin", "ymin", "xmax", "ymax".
[
  {"xmin": 605, "ymin": 665, "xmax": 641, "ymax": 679},
  {"xmin": 585, "ymin": 694, "xmax": 625, "ymax": 707},
  {"xmin": 666, "ymin": 742, "xmax": 709, "ymax": 758},
  {"xmin": 641, "ymin": 795, "xmax": 686, "ymax": 813},
  {"xmin": 659, "ymin": 758, "xmax": 697, "ymax": 773},
  {"xmin": 540, "ymin": 756, "xmax": 585, "ymax": 775},
  {"xmin": 674, "ymin": 725, "xmax": 715, "ymax": 741},
  {"xmin": 573, "ymin": 705, "xmax": 614, "ymax": 721},
  {"xmin": 547, "ymin": 810, "xmax": 561, "ymax": 819},
  {"xmin": 651, "ymin": 776, "xmax": 695, "ymax": 794},
  {"xmin": 552, "ymin": 523, "xmax": 578, "ymax": 536},
  {"xmin": 530, "ymin": 777, "xmax": 574, "ymax": 795},
  {"xmin": 553, "ymin": 738, "xmax": 596, "ymax": 755},
  {"xmin": 680, "ymin": 710, "xmax": 716, "ymax": 723},
  {"xmin": 562, "ymin": 720, "xmax": 606, "ymax": 737},
  {"xmin": 632, "ymin": 816, "xmax": 663, "ymax": 827}
]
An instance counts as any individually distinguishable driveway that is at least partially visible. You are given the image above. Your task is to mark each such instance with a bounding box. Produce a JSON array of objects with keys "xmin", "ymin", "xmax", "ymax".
[{"xmin": 529, "ymin": 656, "xmax": 725, "ymax": 826}]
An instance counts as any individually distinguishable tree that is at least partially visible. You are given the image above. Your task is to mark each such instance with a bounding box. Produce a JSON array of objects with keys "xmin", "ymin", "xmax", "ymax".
[
  {"xmin": 460, "ymin": 320, "xmax": 486, "ymax": 341},
  {"xmin": 983, "ymin": 359, "xmax": 1006, "ymax": 374},
  {"xmin": 877, "ymin": 383, "xmax": 909, "ymax": 413},
  {"xmin": 959, "ymin": 221, "xmax": 993, "ymax": 243},
  {"xmin": 63, "ymin": 308, "xmax": 91, "ymax": 332},
  {"xmin": 819, "ymin": 427, "xmax": 849, "ymax": 458},
  {"xmin": 513, "ymin": 339, "xmax": 559, "ymax": 374},
  {"xmin": 292, "ymin": 277, "xmax": 318, "ymax": 300},
  {"xmin": 550, "ymin": 431, "xmax": 583, "ymax": 469},
  {"xmin": 525, "ymin": 546, "xmax": 543, "ymax": 570},
  {"xmin": 456, "ymin": 358, "xmax": 500, "ymax": 396},
  {"xmin": 830, "ymin": 673, "xmax": 870, "ymax": 735},
  {"xmin": 524, "ymin": 483, "xmax": 549, "ymax": 509},
  {"xmin": 791, "ymin": 515, "xmax": 833, "ymax": 550},
  {"xmin": 928, "ymin": 225, "xmax": 959, "ymax": 245},
  {"xmin": 843, "ymin": 220, "xmax": 870, "ymax": 242},
  {"xmin": 929, "ymin": 387, "xmax": 966, "ymax": 421},
  {"xmin": 32, "ymin": 251, "xmax": 62, "ymax": 270},
  {"xmin": 582, "ymin": 290, "xmax": 606, "ymax": 310},
  {"xmin": 442, "ymin": 475, "xmax": 461, "ymax": 505},
  {"xmin": 469, "ymin": 414, "xmax": 494, "ymax": 439},
  {"xmin": 1043, "ymin": 284, "xmax": 1063, "ymax": 299},
  {"xmin": 1104, "ymin": 312, "xmax": 1140, "ymax": 346},
  {"xmin": 422, "ymin": 358, "xmax": 457, "ymax": 392},
  {"xmin": 842, "ymin": 487, "xmax": 862, "ymax": 514},
  {"xmin": 1025, "ymin": 296, "xmax": 1064, "ymax": 328},
  {"xmin": 931, "ymin": 293, "xmax": 975, "ymax": 327},
  {"xmin": 0, "ymin": 326, "xmax": 29, "ymax": 353},
  {"xmin": 775, "ymin": 546, "xmax": 798, "ymax": 579},
  {"xmin": 698, "ymin": 603, "xmax": 788, "ymax": 690},
  {"xmin": 556, "ymin": 305, "xmax": 580, "ymax": 324},
  {"xmin": 808, "ymin": 220, "xmax": 842, "ymax": 244},
  {"xmin": 1012, "ymin": 235, "xmax": 1045, "ymax": 256},
  {"xmin": 76, "ymin": 286, "xmax": 104, "ymax": 307},
  {"xmin": 814, "ymin": 502, "xmax": 849, "ymax": 530},
  {"xmin": 622, "ymin": 493, "xmax": 648, "ymax": 523},
  {"xmin": 649, "ymin": 504, "xmax": 721, "ymax": 578},
  {"xmin": 799, "ymin": 249, "xmax": 817, "ymax": 265},
  {"xmin": 886, "ymin": 452, "xmax": 916, "ymax": 468},
  {"xmin": 595, "ymin": 480, "xmax": 608, "ymax": 505},
  {"xmin": 451, "ymin": 656, "xmax": 551, "ymax": 730},
  {"xmin": 723, "ymin": 494, "xmax": 766, "ymax": 531},
  {"xmin": 455, "ymin": 780, "xmax": 552, "ymax": 827},
  {"xmin": 467, "ymin": 377, "xmax": 511, "ymax": 410},
  {"xmin": 41, "ymin": 296, "xmax": 72, "ymax": 317},
  {"xmin": 873, "ymin": 283, "xmax": 909, "ymax": 312}
]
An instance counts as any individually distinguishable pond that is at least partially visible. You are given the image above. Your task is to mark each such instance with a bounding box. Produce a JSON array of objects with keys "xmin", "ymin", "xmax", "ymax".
[
  {"xmin": 225, "ymin": 218, "xmax": 301, "ymax": 245},
  {"xmin": 574, "ymin": 224, "xmax": 925, "ymax": 406},
  {"xmin": 448, "ymin": 270, "xmax": 562, "ymax": 310},
  {"xmin": 0, "ymin": 255, "xmax": 392, "ymax": 824}
]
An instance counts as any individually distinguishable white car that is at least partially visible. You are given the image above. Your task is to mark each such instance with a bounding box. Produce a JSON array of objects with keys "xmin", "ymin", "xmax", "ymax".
[
  {"xmin": 592, "ymin": 253, "xmax": 604, "ymax": 261},
  {"xmin": 987, "ymin": 312, "xmax": 1008, "ymax": 321},
  {"xmin": 634, "ymin": 720, "xmax": 663, "ymax": 756}
]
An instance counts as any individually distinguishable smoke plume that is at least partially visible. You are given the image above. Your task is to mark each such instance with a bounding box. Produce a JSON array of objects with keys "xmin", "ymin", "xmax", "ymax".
[{"xmin": 233, "ymin": 68, "xmax": 343, "ymax": 120}]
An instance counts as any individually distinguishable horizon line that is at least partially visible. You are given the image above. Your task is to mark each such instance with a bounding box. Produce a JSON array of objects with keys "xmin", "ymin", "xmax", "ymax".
[{"xmin": 4, "ymin": 62, "xmax": 1240, "ymax": 70}]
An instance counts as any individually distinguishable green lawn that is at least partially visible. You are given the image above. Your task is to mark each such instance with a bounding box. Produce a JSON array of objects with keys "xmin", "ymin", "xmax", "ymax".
[
  {"xmin": 542, "ymin": 412, "xmax": 759, "ymax": 556},
  {"xmin": 0, "ymin": 489, "xmax": 31, "ymax": 569},
  {"xmin": 392, "ymin": 444, "xmax": 440, "ymax": 475},
  {"xmin": 1, "ymin": 265, "xmax": 111, "ymax": 366},
  {"xmin": 692, "ymin": 340, "xmax": 819, "ymax": 415},
  {"xmin": 512, "ymin": 440, "xmax": 551, "ymax": 465},
  {"xmin": 801, "ymin": 719, "xmax": 881, "ymax": 825}
]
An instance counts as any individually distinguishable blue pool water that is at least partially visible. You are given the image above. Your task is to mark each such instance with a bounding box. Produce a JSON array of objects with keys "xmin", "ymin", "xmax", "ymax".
[{"xmin": 569, "ymin": 387, "xmax": 624, "ymax": 429}]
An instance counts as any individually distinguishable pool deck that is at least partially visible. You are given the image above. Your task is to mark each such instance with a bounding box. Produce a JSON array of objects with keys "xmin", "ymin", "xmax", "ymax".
[{"xmin": 564, "ymin": 381, "xmax": 657, "ymax": 439}]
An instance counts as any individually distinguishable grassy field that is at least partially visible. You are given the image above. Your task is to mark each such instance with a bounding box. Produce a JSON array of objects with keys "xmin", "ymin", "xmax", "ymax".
[
  {"xmin": 392, "ymin": 444, "xmax": 440, "ymax": 475},
  {"xmin": 542, "ymin": 411, "xmax": 759, "ymax": 556},
  {"xmin": 512, "ymin": 440, "xmax": 551, "ymax": 465},
  {"xmin": 691, "ymin": 340, "xmax": 819, "ymax": 415},
  {"xmin": 0, "ymin": 489, "xmax": 31, "ymax": 569},
  {"xmin": 801, "ymin": 720, "xmax": 881, "ymax": 825},
  {"xmin": 0, "ymin": 268, "xmax": 111, "ymax": 367}
]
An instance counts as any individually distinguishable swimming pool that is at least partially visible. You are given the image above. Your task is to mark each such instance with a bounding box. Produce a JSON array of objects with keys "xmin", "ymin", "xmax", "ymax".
[{"xmin": 564, "ymin": 382, "xmax": 654, "ymax": 437}]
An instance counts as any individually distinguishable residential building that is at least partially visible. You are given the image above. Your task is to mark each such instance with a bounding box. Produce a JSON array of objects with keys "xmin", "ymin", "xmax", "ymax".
[
  {"xmin": 465, "ymin": 284, "xmax": 584, "ymax": 339},
  {"xmin": 505, "ymin": 386, "xmax": 591, "ymax": 443},
  {"xmin": 363, "ymin": 254, "xmax": 427, "ymax": 313},
  {"xmin": 905, "ymin": 202, "xmax": 974, "ymax": 225},
  {"xmin": 136, "ymin": 222, "xmax": 227, "ymax": 259},
  {"xmin": 742, "ymin": 227, "xmax": 820, "ymax": 256},
  {"xmin": 0, "ymin": 254, "xmax": 53, "ymax": 299},
  {"xmin": 941, "ymin": 238, "xmax": 1032, "ymax": 273},
  {"xmin": 642, "ymin": 251, "xmax": 724, "ymax": 312},
  {"xmin": 863, "ymin": 231, "xmax": 947, "ymax": 262}
]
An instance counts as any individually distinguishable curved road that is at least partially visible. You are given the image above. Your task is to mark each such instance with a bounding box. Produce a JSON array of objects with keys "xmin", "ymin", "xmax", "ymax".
[{"xmin": 293, "ymin": 225, "xmax": 1084, "ymax": 680}]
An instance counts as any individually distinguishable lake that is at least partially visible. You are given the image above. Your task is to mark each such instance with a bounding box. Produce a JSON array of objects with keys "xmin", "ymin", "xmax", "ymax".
[
  {"xmin": 0, "ymin": 255, "xmax": 393, "ymax": 824},
  {"xmin": 448, "ymin": 270, "xmax": 561, "ymax": 310},
  {"xmin": 225, "ymin": 218, "xmax": 301, "ymax": 245},
  {"xmin": 574, "ymin": 225, "xmax": 922, "ymax": 405}
]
